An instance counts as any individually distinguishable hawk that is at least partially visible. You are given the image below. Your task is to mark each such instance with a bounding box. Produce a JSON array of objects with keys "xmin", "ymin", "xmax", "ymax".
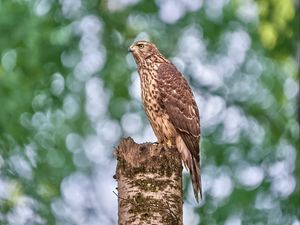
[{"xmin": 129, "ymin": 40, "xmax": 202, "ymax": 202}]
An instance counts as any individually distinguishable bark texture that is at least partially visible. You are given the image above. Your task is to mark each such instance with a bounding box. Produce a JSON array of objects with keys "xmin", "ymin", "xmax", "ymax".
[{"xmin": 115, "ymin": 137, "xmax": 183, "ymax": 225}]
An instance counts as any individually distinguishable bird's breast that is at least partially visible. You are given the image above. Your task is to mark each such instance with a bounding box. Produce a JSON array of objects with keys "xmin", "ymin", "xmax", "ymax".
[
  {"xmin": 138, "ymin": 66, "xmax": 177, "ymax": 144},
  {"xmin": 139, "ymin": 68, "xmax": 161, "ymax": 115}
]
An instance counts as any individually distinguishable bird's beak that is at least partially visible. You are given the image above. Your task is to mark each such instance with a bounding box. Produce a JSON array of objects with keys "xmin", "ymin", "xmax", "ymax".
[{"xmin": 128, "ymin": 45, "xmax": 134, "ymax": 53}]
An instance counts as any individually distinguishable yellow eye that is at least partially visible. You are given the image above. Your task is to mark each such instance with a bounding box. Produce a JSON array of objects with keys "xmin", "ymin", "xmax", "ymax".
[{"xmin": 138, "ymin": 44, "xmax": 144, "ymax": 49}]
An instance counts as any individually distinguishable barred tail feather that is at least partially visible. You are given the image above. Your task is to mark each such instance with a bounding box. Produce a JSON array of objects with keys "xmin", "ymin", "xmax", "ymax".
[
  {"xmin": 176, "ymin": 136, "xmax": 202, "ymax": 202},
  {"xmin": 191, "ymin": 157, "xmax": 202, "ymax": 202}
]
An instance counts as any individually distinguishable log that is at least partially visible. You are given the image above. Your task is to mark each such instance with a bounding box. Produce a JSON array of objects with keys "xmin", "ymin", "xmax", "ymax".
[{"xmin": 114, "ymin": 137, "xmax": 183, "ymax": 225}]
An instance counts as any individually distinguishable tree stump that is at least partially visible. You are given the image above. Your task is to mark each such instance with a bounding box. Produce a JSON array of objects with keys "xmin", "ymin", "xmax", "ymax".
[{"xmin": 115, "ymin": 137, "xmax": 183, "ymax": 225}]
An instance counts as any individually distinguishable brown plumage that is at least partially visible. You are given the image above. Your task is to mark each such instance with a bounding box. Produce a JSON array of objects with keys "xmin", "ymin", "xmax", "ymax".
[{"xmin": 129, "ymin": 40, "xmax": 202, "ymax": 202}]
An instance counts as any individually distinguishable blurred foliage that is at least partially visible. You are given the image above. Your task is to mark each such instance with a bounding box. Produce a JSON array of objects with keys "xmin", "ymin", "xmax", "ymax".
[{"xmin": 0, "ymin": 0, "xmax": 299, "ymax": 225}]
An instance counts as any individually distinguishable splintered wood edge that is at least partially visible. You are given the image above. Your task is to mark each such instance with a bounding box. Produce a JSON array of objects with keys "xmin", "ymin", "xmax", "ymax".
[
  {"xmin": 115, "ymin": 137, "xmax": 158, "ymax": 167},
  {"xmin": 114, "ymin": 137, "xmax": 180, "ymax": 168}
]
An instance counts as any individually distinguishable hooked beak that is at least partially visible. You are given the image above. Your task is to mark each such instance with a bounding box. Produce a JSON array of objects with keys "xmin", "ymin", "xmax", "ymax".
[{"xmin": 128, "ymin": 45, "xmax": 134, "ymax": 53}]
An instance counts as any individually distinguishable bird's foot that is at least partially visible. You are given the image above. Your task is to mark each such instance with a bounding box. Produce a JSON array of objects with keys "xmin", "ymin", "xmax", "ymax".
[{"xmin": 166, "ymin": 140, "xmax": 173, "ymax": 148}]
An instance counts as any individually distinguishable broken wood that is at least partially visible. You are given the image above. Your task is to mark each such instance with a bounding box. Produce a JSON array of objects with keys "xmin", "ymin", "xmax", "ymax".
[{"xmin": 115, "ymin": 137, "xmax": 183, "ymax": 225}]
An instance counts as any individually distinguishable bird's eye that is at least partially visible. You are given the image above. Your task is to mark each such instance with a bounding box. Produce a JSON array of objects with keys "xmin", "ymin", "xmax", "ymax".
[{"xmin": 138, "ymin": 44, "xmax": 144, "ymax": 49}]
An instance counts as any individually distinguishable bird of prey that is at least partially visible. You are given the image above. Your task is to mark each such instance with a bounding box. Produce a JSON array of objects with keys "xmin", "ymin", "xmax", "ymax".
[{"xmin": 129, "ymin": 40, "xmax": 202, "ymax": 202}]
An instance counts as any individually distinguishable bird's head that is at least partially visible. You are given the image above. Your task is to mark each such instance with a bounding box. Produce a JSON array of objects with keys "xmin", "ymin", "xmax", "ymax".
[{"xmin": 128, "ymin": 41, "xmax": 159, "ymax": 64}]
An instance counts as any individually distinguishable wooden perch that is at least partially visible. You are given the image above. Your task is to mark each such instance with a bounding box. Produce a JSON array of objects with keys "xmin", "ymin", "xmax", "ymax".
[{"xmin": 114, "ymin": 137, "xmax": 183, "ymax": 225}]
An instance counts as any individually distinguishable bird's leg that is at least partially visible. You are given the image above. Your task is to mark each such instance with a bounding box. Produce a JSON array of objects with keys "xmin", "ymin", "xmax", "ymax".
[
  {"xmin": 166, "ymin": 140, "xmax": 173, "ymax": 148},
  {"xmin": 159, "ymin": 140, "xmax": 174, "ymax": 150}
]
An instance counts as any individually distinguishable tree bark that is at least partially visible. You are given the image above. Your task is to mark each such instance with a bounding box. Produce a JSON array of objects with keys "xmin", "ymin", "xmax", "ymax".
[{"xmin": 115, "ymin": 137, "xmax": 183, "ymax": 225}]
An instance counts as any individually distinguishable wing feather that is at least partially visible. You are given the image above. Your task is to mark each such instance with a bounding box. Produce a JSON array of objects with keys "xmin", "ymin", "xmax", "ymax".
[{"xmin": 157, "ymin": 63, "xmax": 200, "ymax": 160}]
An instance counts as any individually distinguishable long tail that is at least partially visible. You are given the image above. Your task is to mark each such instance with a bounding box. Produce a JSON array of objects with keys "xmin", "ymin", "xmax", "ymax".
[
  {"xmin": 176, "ymin": 136, "xmax": 202, "ymax": 202},
  {"xmin": 191, "ymin": 157, "xmax": 202, "ymax": 202}
]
